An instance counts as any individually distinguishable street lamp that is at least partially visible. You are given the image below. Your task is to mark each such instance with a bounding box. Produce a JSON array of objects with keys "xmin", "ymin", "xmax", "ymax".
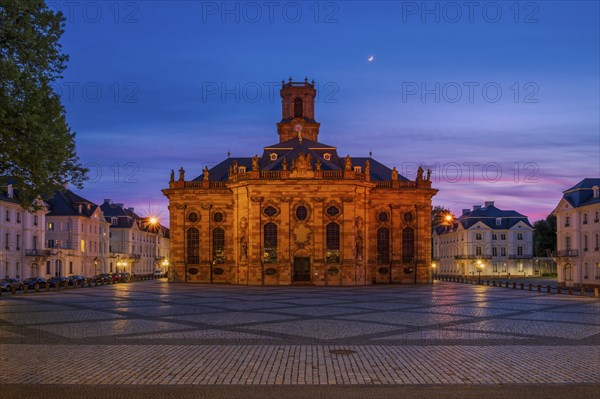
[
  {"xmin": 431, "ymin": 262, "xmax": 437, "ymax": 279},
  {"xmin": 476, "ymin": 260, "xmax": 485, "ymax": 284}
]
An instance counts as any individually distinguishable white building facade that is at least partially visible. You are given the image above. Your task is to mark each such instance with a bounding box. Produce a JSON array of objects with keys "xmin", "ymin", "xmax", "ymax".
[
  {"xmin": 0, "ymin": 183, "xmax": 49, "ymax": 279},
  {"xmin": 553, "ymin": 178, "xmax": 600, "ymax": 288},
  {"xmin": 433, "ymin": 202, "xmax": 534, "ymax": 278}
]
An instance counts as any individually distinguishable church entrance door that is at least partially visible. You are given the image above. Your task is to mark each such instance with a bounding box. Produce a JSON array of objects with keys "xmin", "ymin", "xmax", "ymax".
[{"xmin": 293, "ymin": 257, "xmax": 311, "ymax": 282}]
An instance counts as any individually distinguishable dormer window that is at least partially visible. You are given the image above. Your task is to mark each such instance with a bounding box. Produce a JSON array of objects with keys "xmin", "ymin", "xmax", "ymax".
[
  {"xmin": 239, "ymin": 166, "xmax": 246, "ymax": 173},
  {"xmin": 353, "ymin": 166, "xmax": 362, "ymax": 173},
  {"xmin": 269, "ymin": 153, "xmax": 278, "ymax": 161},
  {"xmin": 111, "ymin": 217, "xmax": 117, "ymax": 225},
  {"xmin": 496, "ymin": 218, "xmax": 501, "ymax": 226},
  {"xmin": 593, "ymin": 186, "xmax": 599, "ymax": 199},
  {"xmin": 323, "ymin": 153, "xmax": 331, "ymax": 161}
]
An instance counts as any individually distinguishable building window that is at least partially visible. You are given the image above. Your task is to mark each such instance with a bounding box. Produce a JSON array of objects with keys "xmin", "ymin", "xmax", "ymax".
[
  {"xmin": 263, "ymin": 223, "xmax": 277, "ymax": 263},
  {"xmin": 595, "ymin": 211, "xmax": 599, "ymax": 222},
  {"xmin": 296, "ymin": 205, "xmax": 308, "ymax": 221},
  {"xmin": 496, "ymin": 218, "xmax": 502, "ymax": 226},
  {"xmin": 492, "ymin": 233, "xmax": 497, "ymax": 240},
  {"xmin": 565, "ymin": 216, "xmax": 570, "ymax": 227},
  {"xmin": 492, "ymin": 263, "xmax": 498, "ymax": 272},
  {"xmin": 584, "ymin": 235, "xmax": 588, "ymax": 251},
  {"xmin": 566, "ymin": 236, "xmax": 571, "ymax": 250},
  {"xmin": 264, "ymin": 206, "xmax": 278, "ymax": 217},
  {"xmin": 187, "ymin": 212, "xmax": 199, "ymax": 223},
  {"xmin": 111, "ymin": 217, "xmax": 117, "ymax": 225},
  {"xmin": 402, "ymin": 227, "xmax": 415, "ymax": 263},
  {"xmin": 238, "ymin": 166, "xmax": 246, "ymax": 173},
  {"xmin": 595, "ymin": 234, "xmax": 599, "ymax": 251},
  {"xmin": 594, "ymin": 186, "xmax": 600, "ymax": 199},
  {"xmin": 476, "ymin": 246, "xmax": 482, "ymax": 256},
  {"xmin": 4, "ymin": 232, "xmax": 9, "ymax": 250},
  {"xmin": 500, "ymin": 234, "xmax": 506, "ymax": 240},
  {"xmin": 46, "ymin": 261, "xmax": 51, "ymax": 275},
  {"xmin": 69, "ymin": 261, "xmax": 73, "ymax": 274},
  {"xmin": 501, "ymin": 247, "xmax": 506, "ymax": 256},
  {"xmin": 353, "ymin": 166, "xmax": 362, "ymax": 173},
  {"xmin": 326, "ymin": 223, "xmax": 340, "ymax": 263},
  {"xmin": 48, "ymin": 222, "xmax": 54, "ymax": 231},
  {"xmin": 492, "ymin": 247, "xmax": 498, "ymax": 257},
  {"xmin": 5, "ymin": 210, "xmax": 10, "ymax": 222},
  {"xmin": 323, "ymin": 153, "xmax": 331, "ymax": 161},
  {"xmin": 517, "ymin": 263, "xmax": 524, "ymax": 272},
  {"xmin": 269, "ymin": 153, "xmax": 278, "ymax": 161},
  {"xmin": 583, "ymin": 213, "xmax": 588, "ymax": 224},
  {"xmin": 378, "ymin": 212, "xmax": 389, "ymax": 223},
  {"xmin": 403, "ymin": 212, "xmax": 413, "ymax": 223},
  {"xmin": 213, "ymin": 212, "xmax": 224, "ymax": 223},
  {"xmin": 186, "ymin": 227, "xmax": 200, "ymax": 264},
  {"xmin": 326, "ymin": 206, "xmax": 340, "ymax": 217},
  {"xmin": 33, "ymin": 215, "xmax": 38, "ymax": 226},
  {"xmin": 517, "ymin": 246, "xmax": 523, "ymax": 256},
  {"xmin": 16, "ymin": 212, "xmax": 21, "ymax": 224},
  {"xmin": 294, "ymin": 97, "xmax": 303, "ymax": 118},
  {"xmin": 32, "ymin": 236, "xmax": 38, "ymax": 250},
  {"xmin": 476, "ymin": 233, "xmax": 482, "ymax": 240},
  {"xmin": 517, "ymin": 233, "xmax": 523, "ymax": 240},
  {"xmin": 212, "ymin": 228, "xmax": 225, "ymax": 264},
  {"xmin": 15, "ymin": 234, "xmax": 20, "ymax": 250},
  {"xmin": 376, "ymin": 227, "xmax": 390, "ymax": 264}
]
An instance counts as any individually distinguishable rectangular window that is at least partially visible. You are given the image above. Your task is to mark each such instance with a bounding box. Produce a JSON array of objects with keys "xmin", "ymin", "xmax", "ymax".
[
  {"xmin": 565, "ymin": 216, "xmax": 570, "ymax": 227},
  {"xmin": 501, "ymin": 247, "xmax": 507, "ymax": 256},
  {"xmin": 33, "ymin": 215, "xmax": 38, "ymax": 226},
  {"xmin": 476, "ymin": 246, "xmax": 482, "ymax": 256},
  {"xmin": 517, "ymin": 246, "xmax": 523, "ymax": 256},
  {"xmin": 500, "ymin": 234, "xmax": 506, "ymax": 240},
  {"xmin": 48, "ymin": 222, "xmax": 54, "ymax": 231},
  {"xmin": 16, "ymin": 234, "xmax": 20, "ymax": 250},
  {"xmin": 492, "ymin": 234, "xmax": 497, "ymax": 240},
  {"xmin": 517, "ymin": 233, "xmax": 523, "ymax": 240},
  {"xmin": 475, "ymin": 233, "xmax": 482, "ymax": 240},
  {"xmin": 5, "ymin": 232, "xmax": 9, "ymax": 250},
  {"xmin": 80, "ymin": 239, "xmax": 85, "ymax": 253},
  {"xmin": 496, "ymin": 218, "xmax": 502, "ymax": 226},
  {"xmin": 492, "ymin": 263, "xmax": 498, "ymax": 272},
  {"xmin": 517, "ymin": 263, "xmax": 524, "ymax": 272},
  {"xmin": 46, "ymin": 261, "xmax": 51, "ymax": 275},
  {"xmin": 5, "ymin": 210, "xmax": 10, "ymax": 222},
  {"xmin": 492, "ymin": 247, "xmax": 497, "ymax": 257},
  {"xmin": 16, "ymin": 212, "xmax": 21, "ymax": 223},
  {"xmin": 69, "ymin": 261, "xmax": 73, "ymax": 274},
  {"xmin": 583, "ymin": 214, "xmax": 588, "ymax": 224}
]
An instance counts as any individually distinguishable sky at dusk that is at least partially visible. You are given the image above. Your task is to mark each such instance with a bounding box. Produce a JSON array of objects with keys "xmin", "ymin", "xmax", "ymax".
[{"xmin": 52, "ymin": 0, "xmax": 600, "ymax": 226}]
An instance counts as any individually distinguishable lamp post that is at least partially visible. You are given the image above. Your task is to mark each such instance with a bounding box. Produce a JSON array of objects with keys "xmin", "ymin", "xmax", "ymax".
[
  {"xmin": 476, "ymin": 260, "xmax": 484, "ymax": 284},
  {"xmin": 161, "ymin": 258, "xmax": 169, "ymax": 277},
  {"xmin": 431, "ymin": 262, "xmax": 437, "ymax": 279}
]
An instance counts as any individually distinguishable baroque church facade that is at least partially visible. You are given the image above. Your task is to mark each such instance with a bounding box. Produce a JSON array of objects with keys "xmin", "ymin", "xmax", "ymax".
[{"xmin": 163, "ymin": 79, "xmax": 437, "ymax": 285}]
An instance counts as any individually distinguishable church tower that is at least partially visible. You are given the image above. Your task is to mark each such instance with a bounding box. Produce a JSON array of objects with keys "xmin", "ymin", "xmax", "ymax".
[{"xmin": 276, "ymin": 78, "xmax": 321, "ymax": 142}]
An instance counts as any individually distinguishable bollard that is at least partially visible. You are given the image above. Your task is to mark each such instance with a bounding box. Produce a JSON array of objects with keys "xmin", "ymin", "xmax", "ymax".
[
  {"xmin": 486, "ymin": 280, "xmax": 490, "ymax": 286},
  {"xmin": 547, "ymin": 285, "xmax": 551, "ymax": 293},
  {"xmin": 73, "ymin": 281, "xmax": 78, "ymax": 289},
  {"xmin": 594, "ymin": 288, "xmax": 599, "ymax": 297},
  {"xmin": 492, "ymin": 280, "xmax": 496, "ymax": 287},
  {"xmin": 512, "ymin": 282, "xmax": 517, "ymax": 289},
  {"xmin": 528, "ymin": 284, "xmax": 532, "ymax": 291},
  {"xmin": 537, "ymin": 285, "xmax": 541, "ymax": 292},
  {"xmin": 34, "ymin": 283, "xmax": 39, "ymax": 293},
  {"xmin": 580, "ymin": 287, "xmax": 585, "ymax": 296},
  {"xmin": 11, "ymin": 286, "xmax": 16, "ymax": 295},
  {"xmin": 557, "ymin": 286, "xmax": 562, "ymax": 294},
  {"xmin": 568, "ymin": 287, "xmax": 573, "ymax": 295},
  {"xmin": 520, "ymin": 283, "xmax": 524, "ymax": 290},
  {"xmin": 64, "ymin": 281, "xmax": 69, "ymax": 289},
  {"xmin": 46, "ymin": 283, "xmax": 50, "ymax": 292},
  {"xmin": 24, "ymin": 285, "xmax": 29, "ymax": 293}
]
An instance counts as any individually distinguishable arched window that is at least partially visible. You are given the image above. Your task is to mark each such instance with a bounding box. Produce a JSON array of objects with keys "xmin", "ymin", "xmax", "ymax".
[
  {"xmin": 326, "ymin": 223, "xmax": 340, "ymax": 263},
  {"xmin": 264, "ymin": 223, "xmax": 278, "ymax": 263},
  {"xmin": 212, "ymin": 228, "xmax": 225, "ymax": 264},
  {"xmin": 187, "ymin": 227, "xmax": 200, "ymax": 264},
  {"xmin": 294, "ymin": 97, "xmax": 303, "ymax": 118},
  {"xmin": 377, "ymin": 227, "xmax": 390, "ymax": 264},
  {"xmin": 402, "ymin": 227, "xmax": 415, "ymax": 263}
]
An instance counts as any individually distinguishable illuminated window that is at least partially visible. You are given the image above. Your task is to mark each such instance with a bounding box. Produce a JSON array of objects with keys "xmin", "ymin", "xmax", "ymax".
[
  {"xmin": 212, "ymin": 228, "xmax": 225, "ymax": 264},
  {"xmin": 263, "ymin": 223, "xmax": 277, "ymax": 263},
  {"xmin": 326, "ymin": 223, "xmax": 340, "ymax": 263}
]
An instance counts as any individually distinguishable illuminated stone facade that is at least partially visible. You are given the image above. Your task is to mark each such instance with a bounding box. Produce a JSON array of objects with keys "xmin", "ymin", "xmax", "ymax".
[{"xmin": 163, "ymin": 79, "xmax": 437, "ymax": 285}]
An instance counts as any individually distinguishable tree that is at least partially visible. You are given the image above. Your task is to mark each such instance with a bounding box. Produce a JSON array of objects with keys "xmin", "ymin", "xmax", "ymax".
[
  {"xmin": 431, "ymin": 205, "xmax": 452, "ymax": 228},
  {"xmin": 0, "ymin": 0, "xmax": 86, "ymax": 209},
  {"xmin": 533, "ymin": 214, "xmax": 557, "ymax": 257}
]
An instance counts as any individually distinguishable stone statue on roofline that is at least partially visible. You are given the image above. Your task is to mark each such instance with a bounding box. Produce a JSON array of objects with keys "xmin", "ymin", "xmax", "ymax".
[
  {"xmin": 315, "ymin": 158, "xmax": 321, "ymax": 171},
  {"xmin": 426, "ymin": 168, "xmax": 432, "ymax": 181},
  {"xmin": 178, "ymin": 167, "xmax": 185, "ymax": 181},
  {"xmin": 391, "ymin": 167, "xmax": 398, "ymax": 181},
  {"xmin": 345, "ymin": 155, "xmax": 352, "ymax": 171},
  {"xmin": 170, "ymin": 169, "xmax": 174, "ymax": 183},
  {"xmin": 282, "ymin": 157, "xmax": 288, "ymax": 171},
  {"xmin": 203, "ymin": 166, "xmax": 209, "ymax": 181},
  {"xmin": 417, "ymin": 166, "xmax": 424, "ymax": 181},
  {"xmin": 364, "ymin": 160, "xmax": 370, "ymax": 176},
  {"xmin": 252, "ymin": 155, "xmax": 260, "ymax": 171}
]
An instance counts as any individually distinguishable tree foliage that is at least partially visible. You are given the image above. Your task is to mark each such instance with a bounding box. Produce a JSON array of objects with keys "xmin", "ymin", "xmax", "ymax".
[
  {"xmin": 431, "ymin": 205, "xmax": 452, "ymax": 228},
  {"xmin": 533, "ymin": 214, "xmax": 557, "ymax": 257},
  {"xmin": 0, "ymin": 0, "xmax": 86, "ymax": 209}
]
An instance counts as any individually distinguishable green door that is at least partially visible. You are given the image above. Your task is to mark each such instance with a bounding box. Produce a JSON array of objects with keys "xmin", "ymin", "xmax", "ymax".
[{"xmin": 293, "ymin": 257, "xmax": 311, "ymax": 282}]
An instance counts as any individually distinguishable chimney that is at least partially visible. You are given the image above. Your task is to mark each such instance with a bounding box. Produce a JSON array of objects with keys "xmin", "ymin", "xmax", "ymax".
[
  {"xmin": 472, "ymin": 205, "xmax": 482, "ymax": 211},
  {"xmin": 7, "ymin": 184, "xmax": 13, "ymax": 198},
  {"xmin": 127, "ymin": 207, "xmax": 135, "ymax": 213},
  {"xmin": 484, "ymin": 201, "xmax": 495, "ymax": 208},
  {"xmin": 115, "ymin": 203, "xmax": 124, "ymax": 208},
  {"xmin": 462, "ymin": 209, "xmax": 470, "ymax": 215},
  {"xmin": 104, "ymin": 199, "xmax": 112, "ymax": 205}
]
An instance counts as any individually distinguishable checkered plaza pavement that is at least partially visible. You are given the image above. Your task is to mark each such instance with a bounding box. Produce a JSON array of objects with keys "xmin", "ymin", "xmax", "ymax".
[{"xmin": 1, "ymin": 280, "xmax": 599, "ymax": 397}]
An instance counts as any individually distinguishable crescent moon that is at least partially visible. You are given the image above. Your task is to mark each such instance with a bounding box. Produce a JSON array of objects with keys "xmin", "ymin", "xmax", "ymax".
[{"xmin": 368, "ymin": 56, "xmax": 374, "ymax": 62}]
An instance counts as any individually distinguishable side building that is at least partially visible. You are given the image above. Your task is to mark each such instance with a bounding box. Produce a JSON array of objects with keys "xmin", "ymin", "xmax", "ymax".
[
  {"xmin": 553, "ymin": 178, "xmax": 600, "ymax": 288},
  {"xmin": 433, "ymin": 202, "xmax": 534, "ymax": 277},
  {"xmin": 45, "ymin": 189, "xmax": 111, "ymax": 277},
  {"xmin": 100, "ymin": 199, "xmax": 170, "ymax": 276},
  {"xmin": 0, "ymin": 183, "xmax": 48, "ymax": 279}
]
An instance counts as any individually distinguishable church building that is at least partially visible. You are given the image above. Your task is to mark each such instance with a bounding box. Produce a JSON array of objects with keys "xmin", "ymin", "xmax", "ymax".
[{"xmin": 163, "ymin": 78, "xmax": 437, "ymax": 285}]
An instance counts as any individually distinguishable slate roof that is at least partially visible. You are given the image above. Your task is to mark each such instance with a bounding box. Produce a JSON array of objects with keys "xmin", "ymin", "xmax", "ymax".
[
  {"xmin": 193, "ymin": 137, "xmax": 408, "ymax": 182},
  {"xmin": 562, "ymin": 178, "xmax": 600, "ymax": 208},
  {"xmin": 100, "ymin": 201, "xmax": 169, "ymax": 235},
  {"xmin": 434, "ymin": 204, "xmax": 532, "ymax": 235},
  {"xmin": 45, "ymin": 189, "xmax": 99, "ymax": 217}
]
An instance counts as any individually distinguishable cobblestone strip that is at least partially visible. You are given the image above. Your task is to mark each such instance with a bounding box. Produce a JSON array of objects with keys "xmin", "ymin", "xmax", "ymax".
[{"xmin": 1, "ymin": 345, "xmax": 598, "ymax": 385}]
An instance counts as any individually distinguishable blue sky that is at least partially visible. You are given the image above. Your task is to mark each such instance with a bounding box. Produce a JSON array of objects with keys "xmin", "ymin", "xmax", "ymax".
[{"xmin": 53, "ymin": 0, "xmax": 599, "ymax": 225}]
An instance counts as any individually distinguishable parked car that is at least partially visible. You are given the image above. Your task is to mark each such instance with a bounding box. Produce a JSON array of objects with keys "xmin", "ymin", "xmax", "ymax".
[
  {"xmin": 23, "ymin": 277, "xmax": 48, "ymax": 289},
  {"xmin": 119, "ymin": 272, "xmax": 131, "ymax": 282},
  {"xmin": 111, "ymin": 273, "xmax": 121, "ymax": 282},
  {"xmin": 68, "ymin": 275, "xmax": 87, "ymax": 286},
  {"xmin": 0, "ymin": 278, "xmax": 23, "ymax": 292},
  {"xmin": 94, "ymin": 273, "xmax": 113, "ymax": 284},
  {"xmin": 48, "ymin": 276, "xmax": 68, "ymax": 288},
  {"xmin": 153, "ymin": 270, "xmax": 164, "ymax": 277}
]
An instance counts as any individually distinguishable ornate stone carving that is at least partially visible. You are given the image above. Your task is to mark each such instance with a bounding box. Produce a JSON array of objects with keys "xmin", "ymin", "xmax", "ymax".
[
  {"xmin": 417, "ymin": 166, "xmax": 424, "ymax": 181},
  {"xmin": 250, "ymin": 197, "xmax": 264, "ymax": 203},
  {"xmin": 341, "ymin": 197, "xmax": 353, "ymax": 202},
  {"xmin": 391, "ymin": 167, "xmax": 398, "ymax": 180},
  {"xmin": 315, "ymin": 158, "xmax": 321, "ymax": 171},
  {"xmin": 293, "ymin": 223, "xmax": 312, "ymax": 248},
  {"xmin": 282, "ymin": 157, "xmax": 288, "ymax": 171},
  {"xmin": 252, "ymin": 155, "xmax": 260, "ymax": 171},
  {"xmin": 364, "ymin": 160, "xmax": 370, "ymax": 176},
  {"xmin": 344, "ymin": 155, "xmax": 352, "ymax": 171},
  {"xmin": 200, "ymin": 203, "xmax": 211, "ymax": 210},
  {"xmin": 203, "ymin": 166, "xmax": 209, "ymax": 181},
  {"xmin": 311, "ymin": 197, "xmax": 324, "ymax": 202},
  {"xmin": 355, "ymin": 234, "xmax": 363, "ymax": 261},
  {"xmin": 178, "ymin": 167, "xmax": 185, "ymax": 181},
  {"xmin": 292, "ymin": 153, "xmax": 312, "ymax": 172},
  {"xmin": 170, "ymin": 169, "xmax": 174, "ymax": 183}
]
